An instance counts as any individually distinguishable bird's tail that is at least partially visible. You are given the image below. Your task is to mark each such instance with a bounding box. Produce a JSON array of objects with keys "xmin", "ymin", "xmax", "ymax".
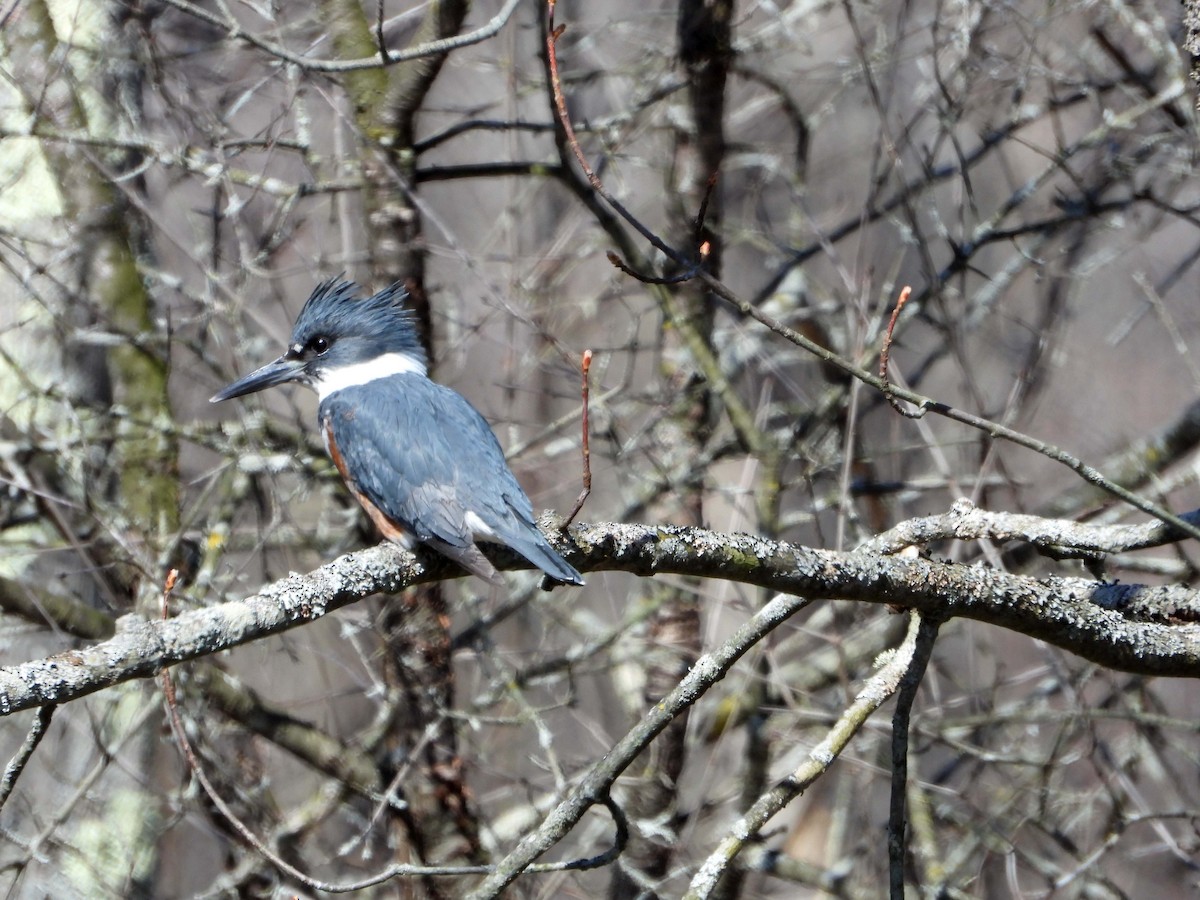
[
  {"xmin": 427, "ymin": 537, "xmax": 505, "ymax": 586},
  {"xmin": 510, "ymin": 532, "xmax": 585, "ymax": 586}
]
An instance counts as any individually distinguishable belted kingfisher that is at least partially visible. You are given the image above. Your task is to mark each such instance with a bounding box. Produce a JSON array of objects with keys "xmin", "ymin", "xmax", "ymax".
[{"xmin": 211, "ymin": 278, "xmax": 584, "ymax": 587}]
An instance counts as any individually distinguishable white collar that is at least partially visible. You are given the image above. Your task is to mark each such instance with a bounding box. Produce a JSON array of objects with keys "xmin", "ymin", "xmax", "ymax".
[{"xmin": 314, "ymin": 352, "xmax": 426, "ymax": 402}]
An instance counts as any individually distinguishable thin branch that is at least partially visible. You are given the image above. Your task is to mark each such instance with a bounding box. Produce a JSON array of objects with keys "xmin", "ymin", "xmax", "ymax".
[
  {"xmin": 164, "ymin": 657, "xmax": 480, "ymax": 891},
  {"xmin": 161, "ymin": 569, "xmax": 333, "ymax": 889},
  {"xmin": 693, "ymin": 173, "xmax": 719, "ymax": 243},
  {"xmin": 466, "ymin": 591, "xmax": 817, "ymax": 898},
  {"xmin": 546, "ymin": 3, "xmax": 1198, "ymax": 544},
  {"xmin": 696, "ymin": 262, "xmax": 1200, "ymax": 545},
  {"xmin": 887, "ymin": 615, "xmax": 940, "ymax": 899},
  {"xmin": 413, "ymin": 161, "xmax": 566, "ymax": 183},
  {"xmin": 375, "ymin": 0, "xmax": 387, "ymax": 65},
  {"xmin": 0, "ymin": 704, "xmax": 55, "ymax": 810},
  {"xmin": 544, "ymin": 2, "xmax": 770, "ymax": 457},
  {"xmin": 606, "ymin": 250, "xmax": 703, "ymax": 285},
  {"xmin": 546, "ymin": 2, "xmax": 684, "ymax": 263},
  {"xmin": 564, "ymin": 349, "xmax": 593, "ymax": 526},
  {"xmin": 860, "ymin": 497, "xmax": 1200, "ymax": 557},
  {"xmin": 156, "ymin": 0, "xmax": 523, "ymax": 73},
  {"xmin": 879, "ymin": 285, "xmax": 921, "ymax": 418},
  {"xmin": 683, "ymin": 613, "xmax": 922, "ymax": 899}
]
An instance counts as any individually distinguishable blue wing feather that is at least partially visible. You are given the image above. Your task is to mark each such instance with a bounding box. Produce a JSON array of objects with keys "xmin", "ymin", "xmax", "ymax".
[{"xmin": 319, "ymin": 374, "xmax": 583, "ymax": 585}]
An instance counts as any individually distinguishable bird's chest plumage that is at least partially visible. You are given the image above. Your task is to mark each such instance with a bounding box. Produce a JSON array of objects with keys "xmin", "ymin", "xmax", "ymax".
[
  {"xmin": 320, "ymin": 412, "xmax": 350, "ymax": 482},
  {"xmin": 319, "ymin": 392, "xmax": 419, "ymax": 548}
]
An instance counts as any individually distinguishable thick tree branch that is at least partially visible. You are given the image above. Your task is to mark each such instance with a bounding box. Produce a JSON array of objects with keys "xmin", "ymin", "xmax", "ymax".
[
  {"xmin": 861, "ymin": 497, "xmax": 1200, "ymax": 557},
  {"xmin": 0, "ymin": 518, "xmax": 1197, "ymax": 719}
]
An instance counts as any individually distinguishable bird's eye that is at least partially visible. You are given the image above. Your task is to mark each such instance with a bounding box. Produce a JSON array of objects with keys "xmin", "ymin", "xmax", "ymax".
[{"xmin": 311, "ymin": 336, "xmax": 331, "ymax": 354}]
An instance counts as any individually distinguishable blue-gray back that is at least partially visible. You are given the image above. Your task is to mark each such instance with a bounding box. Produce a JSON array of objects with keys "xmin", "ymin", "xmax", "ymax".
[{"xmin": 318, "ymin": 374, "xmax": 536, "ymax": 550}]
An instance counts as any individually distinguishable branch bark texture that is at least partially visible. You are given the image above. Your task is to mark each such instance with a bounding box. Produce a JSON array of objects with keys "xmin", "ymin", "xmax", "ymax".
[{"xmin": 0, "ymin": 520, "xmax": 1197, "ymax": 719}]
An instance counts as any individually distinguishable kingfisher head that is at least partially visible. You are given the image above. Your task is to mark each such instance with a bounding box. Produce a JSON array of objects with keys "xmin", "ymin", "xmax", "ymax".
[{"xmin": 211, "ymin": 279, "xmax": 428, "ymax": 404}]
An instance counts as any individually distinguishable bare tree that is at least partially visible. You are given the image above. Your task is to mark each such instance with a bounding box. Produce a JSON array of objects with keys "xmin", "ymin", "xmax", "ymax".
[{"xmin": 0, "ymin": 0, "xmax": 1198, "ymax": 897}]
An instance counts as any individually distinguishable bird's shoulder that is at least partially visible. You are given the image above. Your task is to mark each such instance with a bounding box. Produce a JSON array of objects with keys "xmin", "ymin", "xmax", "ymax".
[{"xmin": 319, "ymin": 373, "xmax": 479, "ymax": 421}]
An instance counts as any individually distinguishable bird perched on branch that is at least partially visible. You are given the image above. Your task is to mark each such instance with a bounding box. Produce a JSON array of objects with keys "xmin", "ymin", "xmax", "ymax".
[{"xmin": 211, "ymin": 278, "xmax": 584, "ymax": 587}]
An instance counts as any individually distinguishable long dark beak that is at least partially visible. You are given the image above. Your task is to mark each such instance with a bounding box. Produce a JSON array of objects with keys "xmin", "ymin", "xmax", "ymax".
[{"xmin": 210, "ymin": 355, "xmax": 305, "ymax": 403}]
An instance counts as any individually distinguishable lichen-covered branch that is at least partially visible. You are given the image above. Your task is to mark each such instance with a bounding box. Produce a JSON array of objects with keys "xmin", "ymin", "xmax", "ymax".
[
  {"xmin": 683, "ymin": 614, "xmax": 924, "ymax": 899},
  {"xmin": 0, "ymin": 518, "xmax": 1196, "ymax": 720}
]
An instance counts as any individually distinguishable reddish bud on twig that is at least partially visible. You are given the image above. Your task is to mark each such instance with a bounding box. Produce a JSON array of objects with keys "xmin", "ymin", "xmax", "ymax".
[
  {"xmin": 564, "ymin": 350, "xmax": 593, "ymax": 526},
  {"xmin": 880, "ymin": 285, "xmax": 924, "ymax": 419},
  {"xmin": 161, "ymin": 568, "xmax": 179, "ymax": 619}
]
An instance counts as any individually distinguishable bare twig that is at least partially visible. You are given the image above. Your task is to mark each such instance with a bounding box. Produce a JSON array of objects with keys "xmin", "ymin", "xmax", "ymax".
[
  {"xmin": 160, "ymin": 567, "xmax": 392, "ymax": 892},
  {"xmin": 879, "ymin": 285, "xmax": 921, "ymax": 418},
  {"xmin": 887, "ymin": 615, "xmax": 940, "ymax": 899},
  {"xmin": 607, "ymin": 173, "xmax": 719, "ymax": 284},
  {"xmin": 544, "ymin": 2, "xmax": 769, "ymax": 455},
  {"xmin": 550, "ymin": 13, "xmax": 717, "ymax": 286},
  {"xmin": 695, "ymin": 263, "xmax": 1200, "ymax": 545},
  {"xmin": 155, "ymin": 0, "xmax": 523, "ymax": 73},
  {"xmin": 548, "ymin": 4, "xmax": 1200, "ymax": 548},
  {"xmin": 564, "ymin": 350, "xmax": 593, "ymax": 526},
  {"xmin": 683, "ymin": 613, "xmax": 922, "ymax": 899},
  {"xmin": 546, "ymin": 2, "xmax": 684, "ymax": 263},
  {"xmin": 693, "ymin": 174, "xmax": 719, "ymax": 243},
  {"xmin": 0, "ymin": 704, "xmax": 55, "ymax": 810},
  {"xmin": 466, "ymin": 591, "xmax": 817, "ymax": 899},
  {"xmin": 375, "ymin": 0, "xmax": 388, "ymax": 65},
  {"xmin": 161, "ymin": 570, "xmax": 330, "ymax": 888},
  {"xmin": 606, "ymin": 250, "xmax": 702, "ymax": 285}
]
